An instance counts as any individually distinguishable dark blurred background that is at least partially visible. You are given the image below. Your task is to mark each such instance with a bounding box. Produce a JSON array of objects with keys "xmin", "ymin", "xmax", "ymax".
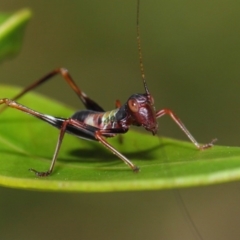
[{"xmin": 1, "ymin": 0, "xmax": 240, "ymax": 239}]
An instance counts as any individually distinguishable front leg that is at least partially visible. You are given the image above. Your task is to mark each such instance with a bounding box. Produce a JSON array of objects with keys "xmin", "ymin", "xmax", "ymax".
[{"xmin": 156, "ymin": 108, "xmax": 216, "ymax": 149}]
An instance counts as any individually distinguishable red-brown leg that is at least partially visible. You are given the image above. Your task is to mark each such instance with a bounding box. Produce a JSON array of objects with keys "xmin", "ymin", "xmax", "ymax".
[
  {"xmin": 0, "ymin": 98, "xmax": 68, "ymax": 176},
  {"xmin": 1, "ymin": 68, "xmax": 104, "ymax": 112},
  {"xmin": 95, "ymin": 130, "xmax": 139, "ymax": 172},
  {"xmin": 33, "ymin": 119, "xmax": 139, "ymax": 176},
  {"xmin": 156, "ymin": 108, "xmax": 216, "ymax": 149},
  {"xmin": 29, "ymin": 119, "xmax": 71, "ymax": 177},
  {"xmin": 0, "ymin": 98, "xmax": 47, "ymax": 119}
]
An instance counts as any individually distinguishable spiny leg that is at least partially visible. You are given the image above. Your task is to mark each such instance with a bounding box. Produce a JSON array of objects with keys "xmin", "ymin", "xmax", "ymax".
[
  {"xmin": 0, "ymin": 68, "xmax": 104, "ymax": 113},
  {"xmin": 29, "ymin": 119, "xmax": 70, "ymax": 177},
  {"xmin": 0, "ymin": 98, "xmax": 68, "ymax": 176},
  {"xmin": 30, "ymin": 118, "xmax": 97, "ymax": 177},
  {"xmin": 33, "ymin": 119, "xmax": 139, "ymax": 176},
  {"xmin": 0, "ymin": 98, "xmax": 48, "ymax": 119},
  {"xmin": 95, "ymin": 130, "xmax": 139, "ymax": 172},
  {"xmin": 0, "ymin": 100, "xmax": 93, "ymax": 177},
  {"xmin": 156, "ymin": 108, "xmax": 216, "ymax": 149}
]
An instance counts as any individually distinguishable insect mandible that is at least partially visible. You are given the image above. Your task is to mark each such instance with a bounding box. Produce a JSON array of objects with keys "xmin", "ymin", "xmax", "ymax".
[{"xmin": 0, "ymin": 0, "xmax": 215, "ymax": 177}]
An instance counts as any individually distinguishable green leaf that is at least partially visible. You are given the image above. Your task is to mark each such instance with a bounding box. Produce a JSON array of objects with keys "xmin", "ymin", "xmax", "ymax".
[
  {"xmin": 0, "ymin": 9, "xmax": 31, "ymax": 61},
  {"xmin": 0, "ymin": 85, "xmax": 239, "ymax": 192}
]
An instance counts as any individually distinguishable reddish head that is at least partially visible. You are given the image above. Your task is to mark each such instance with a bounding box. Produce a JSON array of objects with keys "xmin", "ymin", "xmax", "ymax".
[{"xmin": 126, "ymin": 93, "xmax": 158, "ymax": 135}]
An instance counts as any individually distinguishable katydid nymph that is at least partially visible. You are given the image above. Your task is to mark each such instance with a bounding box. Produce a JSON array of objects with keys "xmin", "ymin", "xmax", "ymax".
[{"xmin": 0, "ymin": 0, "xmax": 215, "ymax": 177}]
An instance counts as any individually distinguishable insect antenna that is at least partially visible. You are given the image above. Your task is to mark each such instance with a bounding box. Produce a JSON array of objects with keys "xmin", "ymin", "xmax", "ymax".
[
  {"xmin": 137, "ymin": 1, "xmax": 205, "ymax": 238},
  {"xmin": 136, "ymin": 0, "xmax": 150, "ymax": 95}
]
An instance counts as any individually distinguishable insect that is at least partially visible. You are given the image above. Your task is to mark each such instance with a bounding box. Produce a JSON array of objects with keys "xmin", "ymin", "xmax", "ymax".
[{"xmin": 0, "ymin": 0, "xmax": 215, "ymax": 177}]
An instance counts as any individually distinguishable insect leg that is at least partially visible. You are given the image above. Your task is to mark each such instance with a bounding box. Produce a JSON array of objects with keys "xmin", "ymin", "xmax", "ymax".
[
  {"xmin": 29, "ymin": 119, "xmax": 71, "ymax": 177},
  {"xmin": 0, "ymin": 98, "xmax": 52, "ymax": 120},
  {"xmin": 30, "ymin": 118, "xmax": 102, "ymax": 177},
  {"xmin": 0, "ymin": 98, "xmax": 66, "ymax": 176},
  {"xmin": 156, "ymin": 108, "xmax": 216, "ymax": 149},
  {"xmin": 95, "ymin": 130, "xmax": 139, "ymax": 172},
  {"xmin": 1, "ymin": 68, "xmax": 104, "ymax": 112},
  {"xmin": 33, "ymin": 120, "xmax": 139, "ymax": 176}
]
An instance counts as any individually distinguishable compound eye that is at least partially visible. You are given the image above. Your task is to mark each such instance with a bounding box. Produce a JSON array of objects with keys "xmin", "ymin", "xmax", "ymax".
[{"xmin": 128, "ymin": 99, "xmax": 139, "ymax": 113}]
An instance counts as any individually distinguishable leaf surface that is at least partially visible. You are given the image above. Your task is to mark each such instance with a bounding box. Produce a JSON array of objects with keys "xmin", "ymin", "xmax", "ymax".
[
  {"xmin": 0, "ymin": 85, "xmax": 239, "ymax": 192},
  {"xmin": 0, "ymin": 9, "xmax": 31, "ymax": 61}
]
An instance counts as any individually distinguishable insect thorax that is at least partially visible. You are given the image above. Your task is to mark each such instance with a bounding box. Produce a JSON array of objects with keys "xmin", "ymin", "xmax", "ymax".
[{"xmin": 71, "ymin": 107, "xmax": 127, "ymax": 130}]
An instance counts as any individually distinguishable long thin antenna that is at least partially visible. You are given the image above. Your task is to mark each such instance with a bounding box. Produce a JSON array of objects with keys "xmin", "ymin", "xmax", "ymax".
[
  {"xmin": 140, "ymin": 1, "xmax": 204, "ymax": 238},
  {"xmin": 137, "ymin": 0, "xmax": 150, "ymax": 95}
]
